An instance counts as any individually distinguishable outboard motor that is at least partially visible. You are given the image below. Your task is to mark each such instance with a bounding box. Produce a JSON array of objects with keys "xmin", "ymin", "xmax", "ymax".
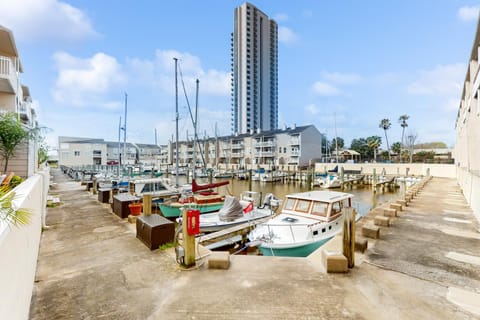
[{"xmin": 263, "ymin": 193, "xmax": 281, "ymax": 211}]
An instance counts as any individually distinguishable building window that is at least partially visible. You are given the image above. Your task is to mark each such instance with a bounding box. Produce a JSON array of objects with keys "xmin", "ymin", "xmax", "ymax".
[{"xmin": 74, "ymin": 151, "xmax": 80, "ymax": 156}]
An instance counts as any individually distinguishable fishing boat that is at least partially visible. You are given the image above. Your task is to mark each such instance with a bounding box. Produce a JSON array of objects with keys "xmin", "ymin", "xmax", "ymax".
[
  {"xmin": 197, "ymin": 192, "xmax": 281, "ymax": 233},
  {"xmin": 248, "ymin": 190, "xmax": 354, "ymax": 257},
  {"xmin": 158, "ymin": 179, "xmax": 229, "ymax": 218}
]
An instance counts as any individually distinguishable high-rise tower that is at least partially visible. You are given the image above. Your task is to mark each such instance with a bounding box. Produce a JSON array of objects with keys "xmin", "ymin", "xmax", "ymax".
[{"xmin": 231, "ymin": 2, "xmax": 278, "ymax": 134}]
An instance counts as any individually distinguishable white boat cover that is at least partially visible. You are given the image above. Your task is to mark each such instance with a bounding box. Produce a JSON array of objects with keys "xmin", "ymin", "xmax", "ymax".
[{"xmin": 218, "ymin": 195, "xmax": 244, "ymax": 222}]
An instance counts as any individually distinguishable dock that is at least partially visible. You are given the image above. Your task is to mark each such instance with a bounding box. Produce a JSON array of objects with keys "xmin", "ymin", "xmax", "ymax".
[{"xmin": 28, "ymin": 169, "xmax": 480, "ymax": 319}]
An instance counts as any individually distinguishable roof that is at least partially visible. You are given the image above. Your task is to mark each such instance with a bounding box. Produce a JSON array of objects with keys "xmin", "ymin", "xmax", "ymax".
[{"xmin": 287, "ymin": 190, "xmax": 353, "ymax": 203}]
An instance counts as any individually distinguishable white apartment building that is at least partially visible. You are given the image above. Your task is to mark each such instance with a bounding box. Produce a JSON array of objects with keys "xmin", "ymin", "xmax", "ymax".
[
  {"xmin": 58, "ymin": 136, "xmax": 161, "ymax": 168},
  {"xmin": 0, "ymin": 25, "xmax": 38, "ymax": 177},
  {"xmin": 170, "ymin": 125, "xmax": 324, "ymax": 169},
  {"xmin": 231, "ymin": 2, "xmax": 278, "ymax": 135},
  {"xmin": 454, "ymin": 18, "xmax": 480, "ymax": 219}
]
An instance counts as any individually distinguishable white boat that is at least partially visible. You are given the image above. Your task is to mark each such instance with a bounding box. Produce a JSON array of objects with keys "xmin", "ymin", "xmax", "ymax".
[
  {"xmin": 261, "ymin": 171, "xmax": 282, "ymax": 182},
  {"xmin": 248, "ymin": 190, "xmax": 354, "ymax": 257},
  {"xmin": 314, "ymin": 175, "xmax": 341, "ymax": 189},
  {"xmin": 128, "ymin": 177, "xmax": 182, "ymax": 199},
  {"xmin": 197, "ymin": 192, "xmax": 282, "ymax": 233}
]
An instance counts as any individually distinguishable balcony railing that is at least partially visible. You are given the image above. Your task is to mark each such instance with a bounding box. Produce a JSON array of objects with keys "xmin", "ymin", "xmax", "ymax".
[{"xmin": 0, "ymin": 56, "xmax": 18, "ymax": 93}]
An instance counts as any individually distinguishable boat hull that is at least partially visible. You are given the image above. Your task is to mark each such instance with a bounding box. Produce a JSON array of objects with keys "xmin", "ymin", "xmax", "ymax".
[
  {"xmin": 158, "ymin": 202, "xmax": 224, "ymax": 218},
  {"xmin": 258, "ymin": 237, "xmax": 333, "ymax": 257}
]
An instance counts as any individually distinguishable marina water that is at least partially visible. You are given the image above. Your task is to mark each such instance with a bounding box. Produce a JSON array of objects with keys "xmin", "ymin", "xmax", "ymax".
[{"xmin": 173, "ymin": 176, "xmax": 402, "ymax": 217}]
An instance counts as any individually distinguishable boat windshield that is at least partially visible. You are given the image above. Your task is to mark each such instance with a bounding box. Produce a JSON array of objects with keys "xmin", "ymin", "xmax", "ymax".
[
  {"xmin": 141, "ymin": 182, "xmax": 167, "ymax": 193},
  {"xmin": 284, "ymin": 198, "xmax": 295, "ymax": 210},
  {"xmin": 311, "ymin": 201, "xmax": 328, "ymax": 217},
  {"xmin": 295, "ymin": 199, "xmax": 311, "ymax": 213}
]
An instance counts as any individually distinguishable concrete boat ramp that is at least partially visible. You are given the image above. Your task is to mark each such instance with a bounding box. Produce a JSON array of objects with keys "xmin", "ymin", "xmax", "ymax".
[{"xmin": 29, "ymin": 169, "xmax": 480, "ymax": 319}]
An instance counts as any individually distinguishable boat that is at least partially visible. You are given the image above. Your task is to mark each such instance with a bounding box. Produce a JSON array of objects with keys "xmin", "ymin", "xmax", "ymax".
[
  {"xmin": 251, "ymin": 168, "xmax": 265, "ymax": 181},
  {"xmin": 261, "ymin": 170, "xmax": 282, "ymax": 183},
  {"xmin": 158, "ymin": 179, "xmax": 230, "ymax": 218},
  {"xmin": 248, "ymin": 190, "xmax": 354, "ymax": 257},
  {"xmin": 197, "ymin": 192, "xmax": 282, "ymax": 233},
  {"xmin": 314, "ymin": 174, "xmax": 341, "ymax": 189},
  {"xmin": 128, "ymin": 177, "xmax": 181, "ymax": 199},
  {"xmin": 214, "ymin": 170, "xmax": 233, "ymax": 179}
]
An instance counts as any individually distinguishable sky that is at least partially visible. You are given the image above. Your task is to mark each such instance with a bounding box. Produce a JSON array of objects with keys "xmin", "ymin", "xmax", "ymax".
[{"xmin": 1, "ymin": 0, "xmax": 479, "ymax": 154}]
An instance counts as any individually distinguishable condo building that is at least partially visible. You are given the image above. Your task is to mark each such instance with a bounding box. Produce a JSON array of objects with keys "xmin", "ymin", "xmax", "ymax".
[
  {"xmin": 454, "ymin": 17, "xmax": 480, "ymax": 217},
  {"xmin": 0, "ymin": 25, "xmax": 38, "ymax": 177},
  {"xmin": 231, "ymin": 2, "xmax": 278, "ymax": 135}
]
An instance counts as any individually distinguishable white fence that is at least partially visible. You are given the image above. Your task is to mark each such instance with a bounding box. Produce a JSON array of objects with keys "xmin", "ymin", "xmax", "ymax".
[{"xmin": 0, "ymin": 168, "xmax": 49, "ymax": 320}]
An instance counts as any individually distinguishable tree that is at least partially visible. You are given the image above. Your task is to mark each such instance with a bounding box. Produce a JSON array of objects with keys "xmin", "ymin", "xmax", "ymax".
[
  {"xmin": 379, "ymin": 118, "xmax": 392, "ymax": 161},
  {"xmin": 331, "ymin": 137, "xmax": 344, "ymax": 149},
  {"xmin": 391, "ymin": 142, "xmax": 401, "ymax": 155},
  {"xmin": 0, "ymin": 112, "xmax": 30, "ymax": 172},
  {"xmin": 398, "ymin": 114, "xmax": 409, "ymax": 162},
  {"xmin": 366, "ymin": 136, "xmax": 381, "ymax": 162},
  {"xmin": 350, "ymin": 138, "xmax": 369, "ymax": 159}
]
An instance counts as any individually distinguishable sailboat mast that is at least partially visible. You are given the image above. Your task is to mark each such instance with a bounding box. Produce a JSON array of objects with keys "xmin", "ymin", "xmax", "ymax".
[
  {"xmin": 174, "ymin": 57, "xmax": 179, "ymax": 187},
  {"xmin": 192, "ymin": 79, "xmax": 199, "ymax": 180},
  {"xmin": 123, "ymin": 92, "xmax": 128, "ymax": 171},
  {"xmin": 118, "ymin": 116, "xmax": 122, "ymax": 176}
]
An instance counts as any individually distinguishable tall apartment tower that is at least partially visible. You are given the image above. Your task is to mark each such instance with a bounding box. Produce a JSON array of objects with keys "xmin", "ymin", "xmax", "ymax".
[{"xmin": 231, "ymin": 2, "xmax": 278, "ymax": 134}]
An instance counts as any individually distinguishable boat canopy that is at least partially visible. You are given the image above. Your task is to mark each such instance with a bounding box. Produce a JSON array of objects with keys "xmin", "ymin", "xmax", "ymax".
[{"xmin": 218, "ymin": 196, "xmax": 243, "ymax": 222}]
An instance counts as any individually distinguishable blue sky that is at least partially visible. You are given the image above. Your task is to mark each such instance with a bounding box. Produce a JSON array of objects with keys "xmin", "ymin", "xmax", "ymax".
[{"xmin": 1, "ymin": 0, "xmax": 479, "ymax": 153}]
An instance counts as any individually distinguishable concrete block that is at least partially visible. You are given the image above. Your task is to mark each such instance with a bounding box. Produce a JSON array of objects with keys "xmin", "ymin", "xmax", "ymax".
[
  {"xmin": 384, "ymin": 208, "xmax": 397, "ymax": 217},
  {"xmin": 208, "ymin": 251, "xmax": 230, "ymax": 270},
  {"xmin": 322, "ymin": 250, "xmax": 348, "ymax": 273},
  {"xmin": 390, "ymin": 203, "xmax": 403, "ymax": 211},
  {"xmin": 355, "ymin": 238, "xmax": 368, "ymax": 253},
  {"xmin": 362, "ymin": 224, "xmax": 380, "ymax": 239},
  {"xmin": 374, "ymin": 215, "xmax": 390, "ymax": 227},
  {"xmin": 397, "ymin": 199, "xmax": 408, "ymax": 207}
]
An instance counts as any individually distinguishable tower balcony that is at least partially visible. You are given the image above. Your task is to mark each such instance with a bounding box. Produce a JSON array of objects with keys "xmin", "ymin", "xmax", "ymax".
[{"xmin": 0, "ymin": 56, "xmax": 18, "ymax": 94}]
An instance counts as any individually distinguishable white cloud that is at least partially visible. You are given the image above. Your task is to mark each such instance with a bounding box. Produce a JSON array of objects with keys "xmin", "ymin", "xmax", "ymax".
[
  {"xmin": 274, "ymin": 13, "xmax": 289, "ymax": 22},
  {"xmin": 278, "ymin": 26, "xmax": 298, "ymax": 44},
  {"xmin": 127, "ymin": 49, "xmax": 230, "ymax": 97},
  {"xmin": 53, "ymin": 51, "xmax": 127, "ymax": 108},
  {"xmin": 320, "ymin": 71, "xmax": 362, "ymax": 85},
  {"xmin": 312, "ymin": 81, "xmax": 340, "ymax": 96},
  {"xmin": 407, "ymin": 63, "xmax": 465, "ymax": 96},
  {"xmin": 458, "ymin": 6, "xmax": 480, "ymax": 22},
  {"xmin": 0, "ymin": 0, "xmax": 98, "ymax": 42},
  {"xmin": 305, "ymin": 104, "xmax": 320, "ymax": 115}
]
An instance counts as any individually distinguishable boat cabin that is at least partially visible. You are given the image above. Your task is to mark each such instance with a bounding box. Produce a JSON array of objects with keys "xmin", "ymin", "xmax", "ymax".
[
  {"xmin": 129, "ymin": 178, "xmax": 178, "ymax": 198},
  {"xmin": 281, "ymin": 191, "xmax": 353, "ymax": 222}
]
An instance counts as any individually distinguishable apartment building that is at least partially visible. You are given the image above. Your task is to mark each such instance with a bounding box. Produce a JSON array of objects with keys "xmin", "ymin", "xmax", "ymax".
[
  {"xmin": 454, "ymin": 17, "xmax": 480, "ymax": 218},
  {"xmin": 170, "ymin": 125, "xmax": 324, "ymax": 169},
  {"xmin": 0, "ymin": 25, "xmax": 37, "ymax": 177},
  {"xmin": 58, "ymin": 136, "xmax": 161, "ymax": 168},
  {"xmin": 231, "ymin": 2, "xmax": 278, "ymax": 134}
]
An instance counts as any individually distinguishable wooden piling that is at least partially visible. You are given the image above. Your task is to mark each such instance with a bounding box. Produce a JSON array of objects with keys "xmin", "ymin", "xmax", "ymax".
[
  {"xmin": 143, "ymin": 194, "xmax": 152, "ymax": 216},
  {"xmin": 373, "ymin": 169, "xmax": 377, "ymax": 193},
  {"xmin": 182, "ymin": 209, "xmax": 196, "ymax": 268},
  {"xmin": 342, "ymin": 207, "xmax": 355, "ymax": 268}
]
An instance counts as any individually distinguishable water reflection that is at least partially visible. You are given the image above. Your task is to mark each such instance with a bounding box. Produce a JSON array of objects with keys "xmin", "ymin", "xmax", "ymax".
[{"xmin": 175, "ymin": 176, "xmax": 402, "ymax": 217}]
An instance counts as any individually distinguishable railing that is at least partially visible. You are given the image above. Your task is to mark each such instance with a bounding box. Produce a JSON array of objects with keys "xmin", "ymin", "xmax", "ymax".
[{"xmin": 0, "ymin": 56, "xmax": 17, "ymax": 92}]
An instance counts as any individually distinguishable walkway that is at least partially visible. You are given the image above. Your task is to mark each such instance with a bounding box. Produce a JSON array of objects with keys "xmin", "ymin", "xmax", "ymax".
[{"xmin": 29, "ymin": 170, "xmax": 480, "ymax": 319}]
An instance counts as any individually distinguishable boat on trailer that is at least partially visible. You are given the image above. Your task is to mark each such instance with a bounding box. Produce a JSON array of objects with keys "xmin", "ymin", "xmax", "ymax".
[{"xmin": 248, "ymin": 190, "xmax": 354, "ymax": 257}]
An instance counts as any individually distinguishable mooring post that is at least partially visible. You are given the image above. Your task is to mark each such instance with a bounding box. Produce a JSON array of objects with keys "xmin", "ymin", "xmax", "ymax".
[
  {"xmin": 182, "ymin": 208, "xmax": 196, "ymax": 268},
  {"xmin": 342, "ymin": 207, "xmax": 355, "ymax": 268},
  {"xmin": 248, "ymin": 169, "xmax": 252, "ymax": 191},
  {"xmin": 340, "ymin": 166, "xmax": 345, "ymax": 190},
  {"xmin": 373, "ymin": 168, "xmax": 377, "ymax": 193},
  {"xmin": 143, "ymin": 194, "xmax": 152, "ymax": 216}
]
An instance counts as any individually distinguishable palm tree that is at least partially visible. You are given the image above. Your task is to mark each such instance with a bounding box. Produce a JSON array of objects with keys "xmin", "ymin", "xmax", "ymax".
[
  {"xmin": 366, "ymin": 136, "xmax": 381, "ymax": 162},
  {"xmin": 398, "ymin": 115, "xmax": 409, "ymax": 162},
  {"xmin": 379, "ymin": 118, "xmax": 392, "ymax": 161}
]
